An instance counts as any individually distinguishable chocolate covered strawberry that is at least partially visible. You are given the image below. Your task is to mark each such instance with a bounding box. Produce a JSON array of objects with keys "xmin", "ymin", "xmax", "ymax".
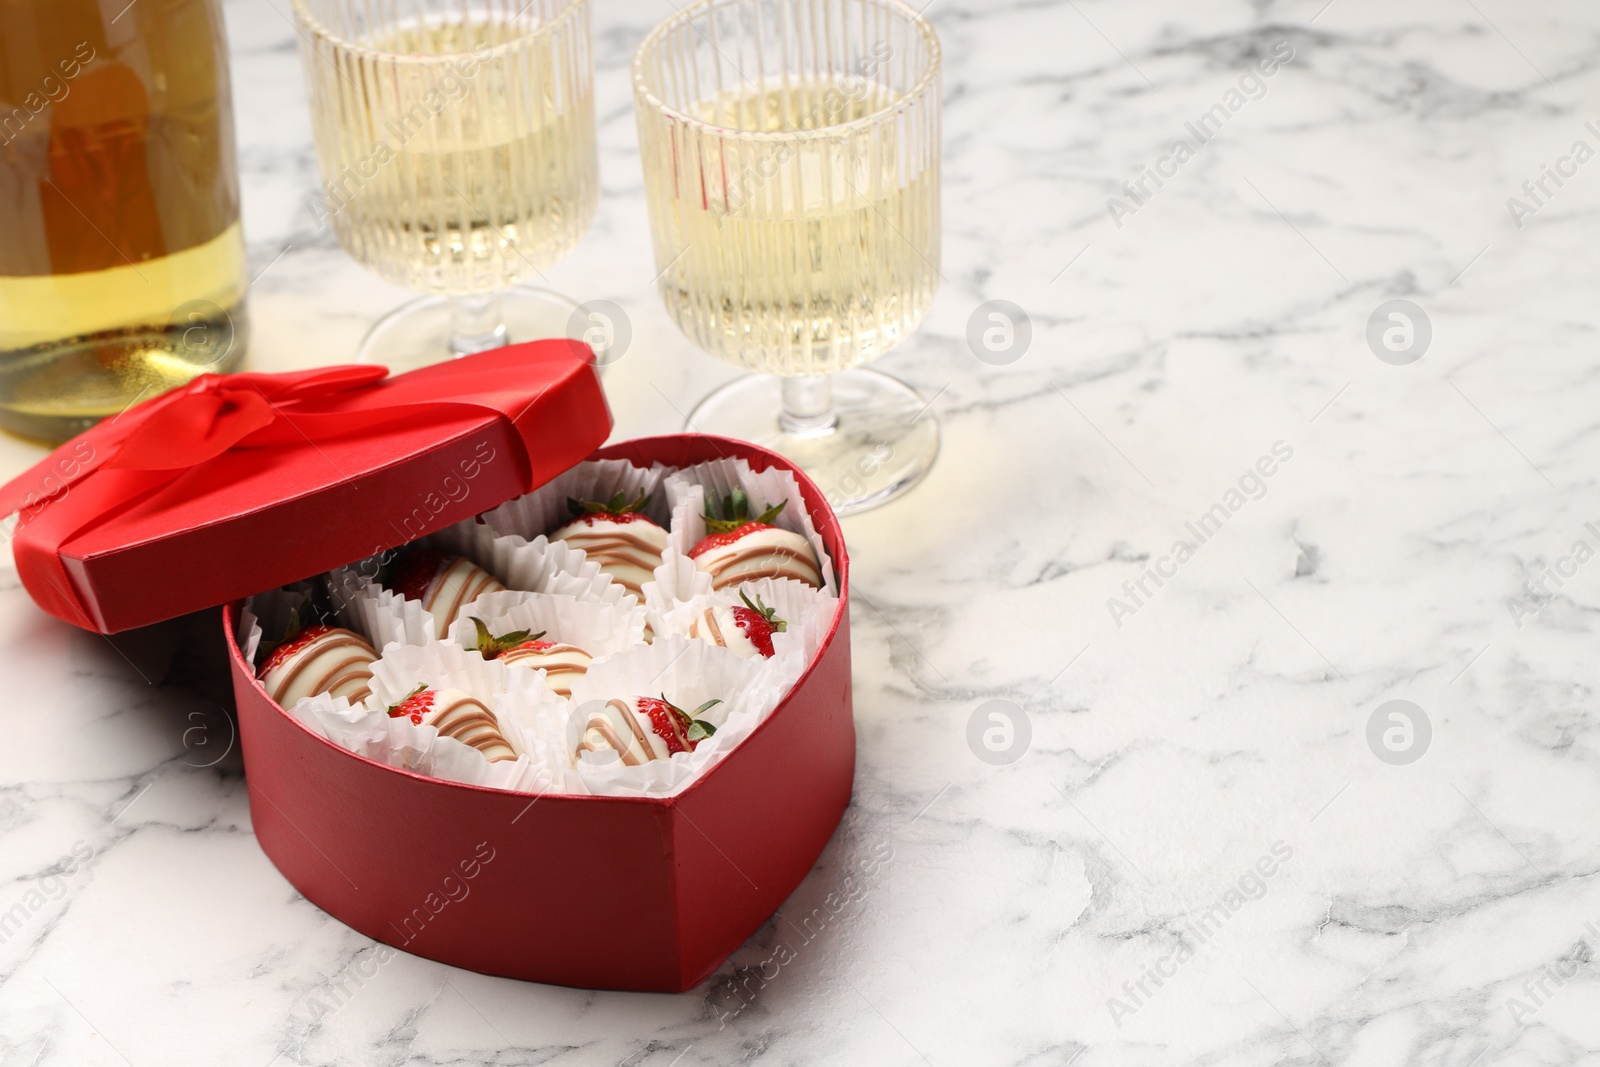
[
  {"xmin": 468, "ymin": 617, "xmax": 592, "ymax": 699},
  {"xmin": 638, "ymin": 694, "xmax": 721, "ymax": 754},
  {"xmin": 574, "ymin": 694, "xmax": 722, "ymax": 766},
  {"xmin": 550, "ymin": 491, "xmax": 668, "ymax": 597},
  {"xmin": 390, "ymin": 550, "xmax": 505, "ymax": 638},
  {"xmin": 257, "ymin": 615, "xmax": 378, "ymax": 708},
  {"xmin": 689, "ymin": 490, "xmax": 821, "ymax": 590},
  {"xmin": 386, "ymin": 683, "xmax": 517, "ymax": 763},
  {"xmin": 687, "ymin": 590, "xmax": 786, "ymax": 659}
]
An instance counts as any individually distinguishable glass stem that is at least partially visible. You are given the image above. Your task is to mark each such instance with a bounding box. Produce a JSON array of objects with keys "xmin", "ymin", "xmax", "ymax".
[
  {"xmin": 779, "ymin": 375, "xmax": 840, "ymax": 437},
  {"xmin": 448, "ymin": 293, "xmax": 509, "ymax": 356}
]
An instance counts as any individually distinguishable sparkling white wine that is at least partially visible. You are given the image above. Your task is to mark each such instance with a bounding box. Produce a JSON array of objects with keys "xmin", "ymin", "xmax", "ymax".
[
  {"xmin": 633, "ymin": 0, "xmax": 943, "ymax": 515},
  {"xmin": 641, "ymin": 84, "xmax": 940, "ymax": 376},
  {"xmin": 0, "ymin": 223, "xmax": 246, "ymax": 436},
  {"xmin": 300, "ymin": 12, "xmax": 598, "ymax": 296},
  {"xmin": 0, "ymin": 0, "xmax": 247, "ymax": 442}
]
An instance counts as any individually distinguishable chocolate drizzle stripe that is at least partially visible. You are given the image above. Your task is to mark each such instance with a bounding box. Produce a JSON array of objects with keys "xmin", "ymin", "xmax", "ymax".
[
  {"xmin": 501, "ymin": 647, "xmax": 590, "ymax": 698},
  {"xmin": 541, "ymin": 673, "xmax": 582, "ymax": 697},
  {"xmin": 561, "ymin": 531, "xmax": 664, "ymax": 594},
  {"xmin": 710, "ymin": 564, "xmax": 815, "ymax": 590},
  {"xmin": 564, "ymin": 528, "xmax": 667, "ymax": 555},
  {"xmin": 428, "ymin": 696, "xmax": 516, "ymax": 762},
  {"xmin": 694, "ymin": 607, "xmax": 727, "ymax": 647},
  {"xmin": 267, "ymin": 636, "xmax": 378, "ymax": 704},
  {"xmin": 702, "ymin": 545, "xmax": 821, "ymax": 589},
  {"xmin": 578, "ymin": 545, "xmax": 662, "ymax": 570},
  {"xmin": 432, "ymin": 567, "xmax": 503, "ymax": 636},
  {"xmin": 324, "ymin": 666, "xmax": 376, "ymax": 699},
  {"xmin": 610, "ymin": 696, "xmax": 660, "ymax": 761},
  {"xmin": 579, "ymin": 719, "xmax": 642, "ymax": 766}
]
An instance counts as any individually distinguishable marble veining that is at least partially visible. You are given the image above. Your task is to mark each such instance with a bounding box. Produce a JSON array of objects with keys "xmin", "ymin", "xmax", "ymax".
[{"xmin": 2, "ymin": 0, "xmax": 1600, "ymax": 1063}]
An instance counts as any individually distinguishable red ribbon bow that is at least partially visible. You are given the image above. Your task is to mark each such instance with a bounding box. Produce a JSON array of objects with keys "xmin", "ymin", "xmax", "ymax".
[
  {"xmin": 0, "ymin": 365, "xmax": 392, "ymax": 518},
  {"xmin": 104, "ymin": 365, "xmax": 393, "ymax": 471},
  {"xmin": 0, "ymin": 342, "xmax": 606, "ymax": 630}
]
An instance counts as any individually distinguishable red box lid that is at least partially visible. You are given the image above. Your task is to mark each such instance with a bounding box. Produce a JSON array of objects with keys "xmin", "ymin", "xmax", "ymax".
[{"xmin": 0, "ymin": 340, "xmax": 611, "ymax": 634}]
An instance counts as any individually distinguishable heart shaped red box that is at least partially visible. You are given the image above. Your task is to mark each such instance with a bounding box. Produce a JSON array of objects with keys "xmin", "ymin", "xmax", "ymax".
[{"xmin": 2, "ymin": 343, "xmax": 854, "ymax": 992}]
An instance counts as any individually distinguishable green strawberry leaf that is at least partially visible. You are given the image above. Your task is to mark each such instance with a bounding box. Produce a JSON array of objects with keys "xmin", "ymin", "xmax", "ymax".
[
  {"xmin": 703, "ymin": 490, "xmax": 786, "ymax": 534},
  {"xmin": 660, "ymin": 695, "xmax": 722, "ymax": 743},
  {"xmin": 470, "ymin": 616, "xmax": 494, "ymax": 650},
  {"xmin": 738, "ymin": 591, "xmax": 787, "ymax": 632},
  {"xmin": 282, "ymin": 600, "xmax": 311, "ymax": 643},
  {"xmin": 570, "ymin": 490, "xmax": 650, "ymax": 517},
  {"xmin": 469, "ymin": 617, "xmax": 542, "ymax": 657},
  {"xmin": 386, "ymin": 682, "xmax": 429, "ymax": 716}
]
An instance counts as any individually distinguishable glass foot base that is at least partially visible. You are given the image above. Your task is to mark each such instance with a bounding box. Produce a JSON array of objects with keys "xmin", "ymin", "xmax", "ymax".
[
  {"xmin": 685, "ymin": 369, "xmax": 939, "ymax": 516},
  {"xmin": 355, "ymin": 286, "xmax": 582, "ymax": 372}
]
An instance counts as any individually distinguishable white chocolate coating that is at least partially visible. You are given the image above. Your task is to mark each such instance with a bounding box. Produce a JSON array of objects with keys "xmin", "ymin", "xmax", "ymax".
[
  {"xmin": 693, "ymin": 527, "xmax": 821, "ymax": 591},
  {"xmin": 259, "ymin": 627, "xmax": 378, "ymax": 708},
  {"xmin": 686, "ymin": 603, "xmax": 767, "ymax": 659},
  {"xmin": 551, "ymin": 515, "xmax": 668, "ymax": 597},
  {"xmin": 417, "ymin": 688, "xmax": 517, "ymax": 763},
  {"xmin": 499, "ymin": 642, "xmax": 592, "ymax": 698},
  {"xmin": 575, "ymin": 698, "xmax": 670, "ymax": 767},
  {"xmin": 419, "ymin": 558, "xmax": 505, "ymax": 639}
]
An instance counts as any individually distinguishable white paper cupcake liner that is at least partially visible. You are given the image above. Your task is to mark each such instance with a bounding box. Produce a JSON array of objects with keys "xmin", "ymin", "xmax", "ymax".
[
  {"xmin": 640, "ymin": 551, "xmax": 713, "ymax": 628},
  {"xmin": 240, "ymin": 581, "xmax": 319, "ymax": 667},
  {"xmin": 326, "ymin": 567, "xmax": 437, "ymax": 650},
  {"xmin": 419, "ymin": 520, "xmax": 629, "ymax": 604},
  {"xmin": 287, "ymin": 640, "xmax": 567, "ymax": 793},
  {"xmin": 662, "ymin": 458, "xmax": 838, "ymax": 596},
  {"xmin": 328, "ymin": 524, "xmax": 630, "ymax": 652},
  {"xmin": 445, "ymin": 589, "xmax": 646, "ymax": 663},
  {"xmin": 477, "ymin": 458, "xmax": 670, "ymax": 540},
  {"xmin": 563, "ymin": 635, "xmax": 787, "ymax": 797},
  {"xmin": 656, "ymin": 576, "xmax": 837, "ymax": 678}
]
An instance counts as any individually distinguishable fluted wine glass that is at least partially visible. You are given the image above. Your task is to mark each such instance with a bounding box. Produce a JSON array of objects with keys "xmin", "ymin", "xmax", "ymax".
[
  {"xmin": 294, "ymin": 0, "xmax": 598, "ymax": 370},
  {"xmin": 633, "ymin": 0, "xmax": 941, "ymax": 514}
]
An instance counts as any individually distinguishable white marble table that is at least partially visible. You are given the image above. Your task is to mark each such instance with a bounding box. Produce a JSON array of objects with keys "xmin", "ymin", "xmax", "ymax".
[{"xmin": 4, "ymin": 0, "xmax": 1600, "ymax": 1063}]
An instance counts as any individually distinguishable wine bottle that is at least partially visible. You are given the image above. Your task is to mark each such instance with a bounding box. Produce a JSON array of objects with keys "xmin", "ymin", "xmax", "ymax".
[{"xmin": 0, "ymin": 0, "xmax": 248, "ymax": 443}]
